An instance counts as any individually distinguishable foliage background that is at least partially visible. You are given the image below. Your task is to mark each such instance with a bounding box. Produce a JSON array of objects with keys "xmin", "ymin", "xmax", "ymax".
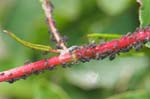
[{"xmin": 0, "ymin": 0, "xmax": 149, "ymax": 99}]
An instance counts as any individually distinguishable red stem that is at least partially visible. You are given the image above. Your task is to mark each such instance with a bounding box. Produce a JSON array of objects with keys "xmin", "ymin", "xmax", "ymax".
[
  {"xmin": 0, "ymin": 27, "xmax": 150, "ymax": 83},
  {"xmin": 42, "ymin": 0, "xmax": 68, "ymax": 50}
]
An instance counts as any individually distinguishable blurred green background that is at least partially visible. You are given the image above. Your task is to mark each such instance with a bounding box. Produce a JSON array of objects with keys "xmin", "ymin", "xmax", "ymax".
[{"xmin": 0, "ymin": 0, "xmax": 150, "ymax": 99}]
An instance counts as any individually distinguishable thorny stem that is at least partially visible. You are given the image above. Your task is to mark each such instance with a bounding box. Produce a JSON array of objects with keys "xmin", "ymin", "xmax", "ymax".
[
  {"xmin": 0, "ymin": 26, "xmax": 150, "ymax": 83},
  {"xmin": 41, "ymin": 0, "xmax": 68, "ymax": 50}
]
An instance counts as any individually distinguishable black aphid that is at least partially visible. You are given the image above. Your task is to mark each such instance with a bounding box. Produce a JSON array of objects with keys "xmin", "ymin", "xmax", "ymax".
[
  {"xmin": 71, "ymin": 61, "xmax": 80, "ymax": 65},
  {"xmin": 80, "ymin": 56, "xmax": 91, "ymax": 63},
  {"xmin": 31, "ymin": 68, "xmax": 41, "ymax": 75},
  {"xmin": 62, "ymin": 62, "xmax": 67, "ymax": 68},
  {"xmin": 50, "ymin": 35, "xmax": 56, "ymax": 42},
  {"xmin": 143, "ymin": 39, "xmax": 148, "ymax": 44},
  {"xmin": 68, "ymin": 46, "xmax": 80, "ymax": 53},
  {"xmin": 62, "ymin": 35, "xmax": 68, "ymax": 43},
  {"xmin": 120, "ymin": 46, "xmax": 131, "ymax": 53},
  {"xmin": 24, "ymin": 60, "xmax": 32, "ymax": 65},
  {"xmin": 95, "ymin": 53, "xmax": 108, "ymax": 60},
  {"xmin": 8, "ymin": 73, "xmax": 13, "ymax": 77},
  {"xmin": 0, "ymin": 72, "xmax": 5, "ymax": 76},
  {"xmin": 126, "ymin": 32, "xmax": 132, "ymax": 36},
  {"xmin": 109, "ymin": 53, "xmax": 116, "ymax": 61},
  {"xmin": 62, "ymin": 62, "xmax": 72, "ymax": 68},
  {"xmin": 135, "ymin": 27, "xmax": 142, "ymax": 32},
  {"xmin": 88, "ymin": 43, "xmax": 97, "ymax": 48},
  {"xmin": 33, "ymin": 71, "xmax": 41, "ymax": 75},
  {"xmin": 6, "ymin": 79, "xmax": 17, "ymax": 84},
  {"xmin": 133, "ymin": 42, "xmax": 143, "ymax": 51},
  {"xmin": 21, "ymin": 75, "xmax": 28, "ymax": 80},
  {"xmin": 56, "ymin": 44, "xmax": 62, "ymax": 49},
  {"xmin": 47, "ymin": 66, "xmax": 55, "ymax": 70}
]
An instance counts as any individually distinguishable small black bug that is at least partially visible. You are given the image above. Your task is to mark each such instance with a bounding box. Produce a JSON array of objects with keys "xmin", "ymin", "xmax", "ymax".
[
  {"xmin": 109, "ymin": 53, "xmax": 116, "ymax": 61},
  {"xmin": 47, "ymin": 66, "xmax": 55, "ymax": 71},
  {"xmin": 21, "ymin": 75, "xmax": 28, "ymax": 80},
  {"xmin": 133, "ymin": 42, "xmax": 143, "ymax": 51},
  {"xmin": 24, "ymin": 60, "xmax": 32, "ymax": 65},
  {"xmin": 6, "ymin": 78, "xmax": 19, "ymax": 84},
  {"xmin": 8, "ymin": 73, "xmax": 13, "ymax": 77},
  {"xmin": 0, "ymin": 72, "xmax": 5, "ymax": 76}
]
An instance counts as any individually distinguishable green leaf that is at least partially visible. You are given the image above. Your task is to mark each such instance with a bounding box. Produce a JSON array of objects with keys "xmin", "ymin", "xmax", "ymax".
[
  {"xmin": 138, "ymin": 0, "xmax": 150, "ymax": 27},
  {"xmin": 138, "ymin": 0, "xmax": 150, "ymax": 48},
  {"xmin": 65, "ymin": 56, "xmax": 148, "ymax": 90},
  {"xmin": 2, "ymin": 30, "xmax": 52, "ymax": 52},
  {"xmin": 97, "ymin": 0, "xmax": 132, "ymax": 16},
  {"xmin": 87, "ymin": 33, "xmax": 122, "ymax": 39},
  {"xmin": 145, "ymin": 42, "xmax": 150, "ymax": 48},
  {"xmin": 33, "ymin": 82, "xmax": 71, "ymax": 99},
  {"xmin": 87, "ymin": 33, "xmax": 122, "ymax": 43}
]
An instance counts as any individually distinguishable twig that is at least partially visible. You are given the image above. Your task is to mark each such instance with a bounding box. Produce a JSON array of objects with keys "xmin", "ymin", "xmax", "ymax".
[
  {"xmin": 41, "ymin": 0, "xmax": 68, "ymax": 50},
  {"xmin": 0, "ymin": 26, "xmax": 150, "ymax": 83},
  {"xmin": 3, "ymin": 30, "xmax": 60, "ymax": 53}
]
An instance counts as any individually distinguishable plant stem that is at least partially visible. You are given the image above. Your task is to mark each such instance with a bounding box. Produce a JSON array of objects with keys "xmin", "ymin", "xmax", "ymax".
[
  {"xmin": 0, "ymin": 27, "xmax": 150, "ymax": 83},
  {"xmin": 41, "ymin": 0, "xmax": 68, "ymax": 50}
]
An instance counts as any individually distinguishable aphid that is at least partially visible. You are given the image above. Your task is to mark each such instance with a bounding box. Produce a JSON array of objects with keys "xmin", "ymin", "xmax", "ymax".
[
  {"xmin": 95, "ymin": 53, "xmax": 108, "ymax": 60},
  {"xmin": 62, "ymin": 62, "xmax": 67, "ymax": 68},
  {"xmin": 126, "ymin": 32, "xmax": 132, "ymax": 36},
  {"xmin": 24, "ymin": 60, "xmax": 32, "ymax": 65},
  {"xmin": 120, "ymin": 46, "xmax": 131, "ymax": 53},
  {"xmin": 56, "ymin": 44, "xmax": 62, "ymax": 49},
  {"xmin": 79, "ymin": 58, "xmax": 87, "ymax": 63},
  {"xmin": 113, "ymin": 43, "xmax": 118, "ymax": 49},
  {"xmin": 114, "ymin": 49, "xmax": 121, "ymax": 55},
  {"xmin": 144, "ymin": 25, "xmax": 150, "ymax": 30},
  {"xmin": 79, "ymin": 56, "xmax": 91, "ymax": 63},
  {"xmin": 109, "ymin": 53, "xmax": 116, "ymax": 61},
  {"xmin": 144, "ymin": 37, "xmax": 150, "ymax": 43},
  {"xmin": 8, "ymin": 73, "xmax": 13, "ymax": 77},
  {"xmin": 135, "ymin": 27, "xmax": 142, "ymax": 32},
  {"xmin": 133, "ymin": 42, "xmax": 143, "ymax": 51},
  {"xmin": 61, "ymin": 62, "xmax": 72, "ymax": 68},
  {"xmin": 62, "ymin": 35, "xmax": 68, "ymax": 43},
  {"xmin": 90, "ymin": 49, "xmax": 96, "ymax": 58},
  {"xmin": 71, "ymin": 61, "xmax": 80, "ymax": 65},
  {"xmin": 21, "ymin": 75, "xmax": 28, "ymax": 80},
  {"xmin": 50, "ymin": 35, "xmax": 56, "ymax": 42},
  {"xmin": 31, "ymin": 68, "xmax": 41, "ymax": 75},
  {"xmin": 23, "ymin": 69, "xmax": 28, "ymax": 75},
  {"xmin": 47, "ymin": 66, "xmax": 55, "ymax": 70},
  {"xmin": 42, "ymin": 51, "xmax": 49, "ymax": 56},
  {"xmin": 48, "ymin": 28, "xmax": 51, "ymax": 34},
  {"xmin": 95, "ymin": 53, "xmax": 101, "ymax": 60},
  {"xmin": 6, "ymin": 78, "xmax": 18, "ymax": 84},
  {"xmin": 68, "ymin": 46, "xmax": 80, "ymax": 53},
  {"xmin": 88, "ymin": 43, "xmax": 97, "ymax": 48},
  {"xmin": 0, "ymin": 72, "xmax": 5, "ymax": 76},
  {"xmin": 44, "ymin": 59, "xmax": 49, "ymax": 68},
  {"xmin": 31, "ymin": 68, "xmax": 37, "ymax": 75},
  {"xmin": 143, "ymin": 39, "xmax": 148, "ymax": 44}
]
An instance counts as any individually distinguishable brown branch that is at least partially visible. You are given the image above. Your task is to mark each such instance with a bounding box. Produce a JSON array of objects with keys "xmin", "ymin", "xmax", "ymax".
[
  {"xmin": 41, "ymin": 0, "xmax": 68, "ymax": 50},
  {"xmin": 0, "ymin": 26, "xmax": 150, "ymax": 83}
]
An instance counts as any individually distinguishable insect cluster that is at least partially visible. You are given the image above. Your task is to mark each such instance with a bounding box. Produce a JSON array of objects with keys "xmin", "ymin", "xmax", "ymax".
[
  {"xmin": 0, "ymin": 26, "xmax": 150, "ymax": 84},
  {"xmin": 74, "ymin": 26, "xmax": 150, "ymax": 63},
  {"xmin": 0, "ymin": 60, "xmax": 56, "ymax": 83}
]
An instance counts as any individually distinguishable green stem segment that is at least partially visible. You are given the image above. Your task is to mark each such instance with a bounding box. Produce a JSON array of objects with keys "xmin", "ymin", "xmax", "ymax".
[
  {"xmin": 3, "ymin": 30, "xmax": 53, "ymax": 52},
  {"xmin": 87, "ymin": 33, "xmax": 122, "ymax": 40}
]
